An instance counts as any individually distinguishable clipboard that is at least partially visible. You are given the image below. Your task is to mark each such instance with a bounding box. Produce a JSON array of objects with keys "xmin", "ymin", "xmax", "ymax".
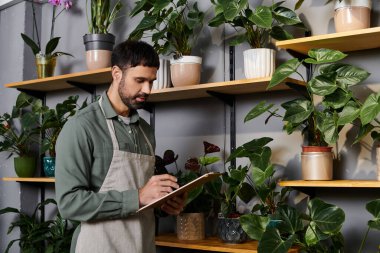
[{"xmin": 137, "ymin": 172, "xmax": 222, "ymax": 213}]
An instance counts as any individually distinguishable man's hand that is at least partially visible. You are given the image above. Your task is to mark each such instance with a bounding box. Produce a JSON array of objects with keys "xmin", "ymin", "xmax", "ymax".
[
  {"xmin": 161, "ymin": 192, "xmax": 187, "ymax": 216},
  {"xmin": 139, "ymin": 174, "xmax": 179, "ymax": 207}
]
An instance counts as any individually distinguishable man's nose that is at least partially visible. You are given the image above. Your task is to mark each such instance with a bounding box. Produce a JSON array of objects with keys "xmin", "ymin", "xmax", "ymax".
[{"xmin": 141, "ymin": 82, "xmax": 151, "ymax": 94}]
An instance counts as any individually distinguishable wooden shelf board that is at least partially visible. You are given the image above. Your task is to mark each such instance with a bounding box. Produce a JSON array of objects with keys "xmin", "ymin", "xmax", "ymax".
[
  {"xmin": 4, "ymin": 68, "xmax": 112, "ymax": 92},
  {"xmin": 2, "ymin": 177, "xmax": 55, "ymax": 183},
  {"xmin": 155, "ymin": 234, "xmax": 299, "ymax": 253},
  {"xmin": 279, "ymin": 180, "xmax": 380, "ymax": 188},
  {"xmin": 276, "ymin": 27, "xmax": 380, "ymax": 55},
  {"xmin": 148, "ymin": 77, "xmax": 305, "ymax": 102}
]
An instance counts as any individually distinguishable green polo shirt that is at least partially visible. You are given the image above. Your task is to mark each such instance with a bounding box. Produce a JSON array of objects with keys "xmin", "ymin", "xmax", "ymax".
[{"xmin": 55, "ymin": 91, "xmax": 155, "ymax": 222}]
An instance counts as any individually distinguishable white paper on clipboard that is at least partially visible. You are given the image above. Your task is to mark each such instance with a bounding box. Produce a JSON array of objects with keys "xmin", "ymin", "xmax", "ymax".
[{"xmin": 137, "ymin": 172, "xmax": 222, "ymax": 213}]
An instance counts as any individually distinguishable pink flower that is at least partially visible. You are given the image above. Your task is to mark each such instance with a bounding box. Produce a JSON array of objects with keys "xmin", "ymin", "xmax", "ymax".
[
  {"xmin": 63, "ymin": 0, "xmax": 72, "ymax": 10},
  {"xmin": 48, "ymin": 0, "xmax": 61, "ymax": 6}
]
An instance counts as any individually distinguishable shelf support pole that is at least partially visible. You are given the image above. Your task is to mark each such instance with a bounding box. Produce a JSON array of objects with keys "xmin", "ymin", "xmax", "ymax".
[
  {"xmin": 66, "ymin": 81, "xmax": 98, "ymax": 102},
  {"xmin": 17, "ymin": 89, "xmax": 46, "ymax": 101}
]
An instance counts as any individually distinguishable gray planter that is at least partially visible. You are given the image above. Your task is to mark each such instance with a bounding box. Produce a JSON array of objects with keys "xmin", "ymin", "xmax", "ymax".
[{"xmin": 83, "ymin": 33, "xmax": 115, "ymax": 51}]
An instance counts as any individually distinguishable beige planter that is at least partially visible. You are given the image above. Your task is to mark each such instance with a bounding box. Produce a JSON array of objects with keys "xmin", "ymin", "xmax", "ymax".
[
  {"xmin": 170, "ymin": 56, "xmax": 202, "ymax": 87},
  {"xmin": 334, "ymin": 0, "xmax": 371, "ymax": 33},
  {"xmin": 176, "ymin": 213, "xmax": 205, "ymax": 240},
  {"xmin": 83, "ymin": 34, "xmax": 115, "ymax": 70},
  {"xmin": 85, "ymin": 50, "xmax": 112, "ymax": 70},
  {"xmin": 243, "ymin": 48, "xmax": 275, "ymax": 79},
  {"xmin": 301, "ymin": 151, "xmax": 333, "ymax": 180}
]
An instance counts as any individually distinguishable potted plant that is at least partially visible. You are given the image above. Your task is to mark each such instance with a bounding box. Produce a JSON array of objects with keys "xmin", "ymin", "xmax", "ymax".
[
  {"xmin": 155, "ymin": 141, "xmax": 222, "ymax": 240},
  {"xmin": 129, "ymin": 0, "xmax": 205, "ymax": 87},
  {"xmin": 0, "ymin": 93, "xmax": 40, "ymax": 177},
  {"xmin": 218, "ymin": 137, "xmax": 290, "ymax": 244},
  {"xmin": 358, "ymin": 199, "xmax": 380, "ymax": 253},
  {"xmin": 245, "ymin": 48, "xmax": 370, "ymax": 180},
  {"xmin": 22, "ymin": 0, "xmax": 73, "ymax": 78},
  {"xmin": 209, "ymin": 0, "xmax": 306, "ymax": 79},
  {"xmin": 34, "ymin": 95, "xmax": 88, "ymax": 177},
  {"xmin": 83, "ymin": 0, "xmax": 123, "ymax": 70},
  {"xmin": 0, "ymin": 198, "xmax": 77, "ymax": 253}
]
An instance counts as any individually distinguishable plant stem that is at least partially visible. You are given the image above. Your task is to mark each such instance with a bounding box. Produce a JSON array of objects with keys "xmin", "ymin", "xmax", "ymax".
[
  {"xmin": 31, "ymin": 0, "xmax": 41, "ymax": 51},
  {"xmin": 358, "ymin": 227, "xmax": 370, "ymax": 253},
  {"xmin": 50, "ymin": 6, "xmax": 57, "ymax": 40}
]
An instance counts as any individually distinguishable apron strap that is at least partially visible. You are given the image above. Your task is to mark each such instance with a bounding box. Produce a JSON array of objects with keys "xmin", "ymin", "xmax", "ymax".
[
  {"xmin": 98, "ymin": 97, "xmax": 120, "ymax": 150},
  {"xmin": 138, "ymin": 124, "xmax": 154, "ymax": 156}
]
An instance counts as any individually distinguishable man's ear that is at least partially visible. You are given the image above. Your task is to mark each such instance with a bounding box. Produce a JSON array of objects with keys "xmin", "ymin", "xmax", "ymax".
[{"xmin": 111, "ymin": 66, "xmax": 122, "ymax": 83}]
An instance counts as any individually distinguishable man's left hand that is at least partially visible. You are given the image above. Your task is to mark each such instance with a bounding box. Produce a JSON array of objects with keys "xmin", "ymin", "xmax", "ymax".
[{"xmin": 160, "ymin": 192, "xmax": 187, "ymax": 215}]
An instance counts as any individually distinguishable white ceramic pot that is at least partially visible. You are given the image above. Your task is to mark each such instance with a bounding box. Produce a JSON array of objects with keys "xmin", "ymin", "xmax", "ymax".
[
  {"xmin": 301, "ymin": 151, "xmax": 333, "ymax": 180},
  {"xmin": 243, "ymin": 48, "xmax": 275, "ymax": 79},
  {"xmin": 170, "ymin": 56, "xmax": 202, "ymax": 87},
  {"xmin": 334, "ymin": 0, "xmax": 371, "ymax": 33},
  {"xmin": 152, "ymin": 58, "xmax": 171, "ymax": 90}
]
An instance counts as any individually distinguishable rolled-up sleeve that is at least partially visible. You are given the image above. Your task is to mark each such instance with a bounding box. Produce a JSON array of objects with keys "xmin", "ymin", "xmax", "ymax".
[{"xmin": 55, "ymin": 118, "xmax": 139, "ymax": 222}]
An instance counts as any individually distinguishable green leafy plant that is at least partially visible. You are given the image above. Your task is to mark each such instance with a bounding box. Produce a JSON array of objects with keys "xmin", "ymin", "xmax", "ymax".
[
  {"xmin": 21, "ymin": 0, "xmax": 73, "ymax": 58},
  {"xmin": 0, "ymin": 199, "xmax": 77, "ymax": 253},
  {"xmin": 86, "ymin": 0, "xmax": 123, "ymax": 34},
  {"xmin": 208, "ymin": 0, "xmax": 306, "ymax": 48},
  {"xmin": 155, "ymin": 141, "xmax": 222, "ymax": 214},
  {"xmin": 358, "ymin": 199, "xmax": 380, "ymax": 253},
  {"xmin": 0, "ymin": 93, "xmax": 40, "ymax": 158},
  {"xmin": 245, "ymin": 48, "xmax": 370, "ymax": 146},
  {"xmin": 35, "ymin": 95, "xmax": 88, "ymax": 157},
  {"xmin": 220, "ymin": 137, "xmax": 290, "ymax": 218},
  {"xmin": 129, "ymin": 0, "xmax": 205, "ymax": 56},
  {"xmin": 241, "ymin": 198, "xmax": 345, "ymax": 253}
]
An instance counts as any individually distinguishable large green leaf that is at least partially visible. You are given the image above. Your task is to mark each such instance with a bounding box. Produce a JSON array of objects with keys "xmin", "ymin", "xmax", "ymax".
[
  {"xmin": 323, "ymin": 88, "xmax": 352, "ymax": 109},
  {"xmin": 309, "ymin": 72, "xmax": 337, "ymax": 96},
  {"xmin": 258, "ymin": 228, "xmax": 296, "ymax": 253},
  {"xmin": 272, "ymin": 6, "xmax": 302, "ymax": 25},
  {"xmin": 305, "ymin": 222, "xmax": 330, "ymax": 246},
  {"xmin": 308, "ymin": 198, "xmax": 345, "ymax": 234},
  {"xmin": 360, "ymin": 92, "xmax": 380, "ymax": 125},
  {"xmin": 199, "ymin": 156, "xmax": 220, "ymax": 166},
  {"xmin": 21, "ymin": 33, "xmax": 40, "ymax": 55},
  {"xmin": 250, "ymin": 146, "xmax": 272, "ymax": 170},
  {"xmin": 220, "ymin": 0, "xmax": 242, "ymax": 21},
  {"xmin": 208, "ymin": 13, "xmax": 227, "ymax": 27},
  {"xmin": 354, "ymin": 123, "xmax": 374, "ymax": 144},
  {"xmin": 45, "ymin": 37, "xmax": 60, "ymax": 56},
  {"xmin": 282, "ymin": 98, "xmax": 313, "ymax": 124},
  {"xmin": 316, "ymin": 111, "xmax": 338, "ymax": 145},
  {"xmin": 274, "ymin": 205, "xmax": 303, "ymax": 234},
  {"xmin": 269, "ymin": 58, "xmax": 302, "ymax": 89},
  {"xmin": 226, "ymin": 137, "xmax": 273, "ymax": 162},
  {"xmin": 270, "ymin": 26, "xmax": 293, "ymax": 41},
  {"xmin": 337, "ymin": 101, "xmax": 360, "ymax": 126},
  {"xmin": 250, "ymin": 6, "xmax": 272, "ymax": 28},
  {"xmin": 252, "ymin": 164, "xmax": 274, "ymax": 186},
  {"xmin": 238, "ymin": 182, "xmax": 255, "ymax": 203},
  {"xmin": 133, "ymin": 15, "xmax": 157, "ymax": 31},
  {"xmin": 366, "ymin": 199, "xmax": 380, "ymax": 230},
  {"xmin": 130, "ymin": 0, "xmax": 150, "ymax": 17},
  {"xmin": 305, "ymin": 48, "xmax": 347, "ymax": 64},
  {"xmin": 335, "ymin": 65, "xmax": 370, "ymax": 86},
  {"xmin": 240, "ymin": 214, "xmax": 270, "ymax": 241},
  {"xmin": 244, "ymin": 101, "xmax": 274, "ymax": 122}
]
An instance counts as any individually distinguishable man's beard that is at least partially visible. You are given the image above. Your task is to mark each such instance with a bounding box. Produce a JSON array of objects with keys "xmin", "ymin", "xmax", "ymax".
[{"xmin": 118, "ymin": 77, "xmax": 148, "ymax": 110}]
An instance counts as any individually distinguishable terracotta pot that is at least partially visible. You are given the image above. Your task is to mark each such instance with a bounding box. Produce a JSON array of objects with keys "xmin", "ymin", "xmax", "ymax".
[
  {"xmin": 302, "ymin": 146, "xmax": 333, "ymax": 152},
  {"xmin": 334, "ymin": 0, "xmax": 371, "ymax": 33},
  {"xmin": 176, "ymin": 213, "xmax": 205, "ymax": 240},
  {"xmin": 170, "ymin": 56, "xmax": 202, "ymax": 87}
]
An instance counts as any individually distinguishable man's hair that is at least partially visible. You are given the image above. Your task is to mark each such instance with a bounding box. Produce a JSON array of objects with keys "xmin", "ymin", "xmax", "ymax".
[{"xmin": 111, "ymin": 40, "xmax": 160, "ymax": 69}]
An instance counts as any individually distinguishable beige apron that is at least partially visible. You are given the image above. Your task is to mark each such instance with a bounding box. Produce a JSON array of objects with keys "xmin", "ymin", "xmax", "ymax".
[{"xmin": 75, "ymin": 97, "xmax": 156, "ymax": 253}]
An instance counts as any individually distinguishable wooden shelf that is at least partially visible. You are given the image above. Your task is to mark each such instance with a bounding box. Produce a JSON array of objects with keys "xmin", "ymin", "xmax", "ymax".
[
  {"xmin": 155, "ymin": 234, "xmax": 299, "ymax": 253},
  {"xmin": 276, "ymin": 27, "xmax": 380, "ymax": 55},
  {"xmin": 148, "ymin": 77, "xmax": 304, "ymax": 102},
  {"xmin": 279, "ymin": 180, "xmax": 380, "ymax": 188},
  {"xmin": 4, "ymin": 67, "xmax": 305, "ymax": 102},
  {"xmin": 4, "ymin": 67, "xmax": 112, "ymax": 92},
  {"xmin": 2, "ymin": 177, "xmax": 55, "ymax": 183}
]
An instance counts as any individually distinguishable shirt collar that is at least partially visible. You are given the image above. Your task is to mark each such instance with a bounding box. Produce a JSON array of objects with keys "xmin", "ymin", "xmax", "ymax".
[{"xmin": 100, "ymin": 91, "xmax": 140, "ymax": 124}]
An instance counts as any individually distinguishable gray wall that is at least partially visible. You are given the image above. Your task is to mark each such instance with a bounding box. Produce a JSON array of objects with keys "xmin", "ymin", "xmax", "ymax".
[{"xmin": 0, "ymin": 0, "xmax": 379, "ymax": 252}]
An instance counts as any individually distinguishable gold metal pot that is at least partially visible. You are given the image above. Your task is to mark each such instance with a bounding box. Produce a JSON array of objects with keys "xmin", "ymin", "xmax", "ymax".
[{"xmin": 35, "ymin": 55, "xmax": 57, "ymax": 79}]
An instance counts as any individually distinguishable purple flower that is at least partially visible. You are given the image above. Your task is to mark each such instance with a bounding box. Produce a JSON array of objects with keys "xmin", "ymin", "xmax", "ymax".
[
  {"xmin": 185, "ymin": 158, "xmax": 200, "ymax": 172},
  {"xmin": 48, "ymin": 0, "xmax": 61, "ymax": 6},
  {"xmin": 63, "ymin": 0, "xmax": 72, "ymax": 10}
]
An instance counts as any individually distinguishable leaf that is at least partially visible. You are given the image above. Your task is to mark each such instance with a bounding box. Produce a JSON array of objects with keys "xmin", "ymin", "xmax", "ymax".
[
  {"xmin": 308, "ymin": 72, "xmax": 338, "ymax": 96},
  {"xmin": 229, "ymin": 34, "xmax": 247, "ymax": 46},
  {"xmin": 238, "ymin": 182, "xmax": 255, "ymax": 203},
  {"xmin": 45, "ymin": 37, "xmax": 61, "ymax": 56},
  {"xmin": 269, "ymin": 58, "xmax": 302, "ymax": 89},
  {"xmin": 316, "ymin": 111, "xmax": 338, "ymax": 145},
  {"xmin": 270, "ymin": 26, "xmax": 294, "ymax": 41},
  {"xmin": 252, "ymin": 165, "xmax": 274, "ymax": 186},
  {"xmin": 366, "ymin": 199, "xmax": 380, "ymax": 230},
  {"xmin": 21, "ymin": 33, "xmax": 40, "ymax": 55},
  {"xmin": 258, "ymin": 228, "xmax": 296, "ymax": 253},
  {"xmin": 305, "ymin": 222, "xmax": 330, "ymax": 246},
  {"xmin": 295, "ymin": 0, "xmax": 304, "ymax": 10},
  {"xmin": 226, "ymin": 137, "xmax": 273, "ymax": 162},
  {"xmin": 305, "ymin": 48, "xmax": 347, "ymax": 64},
  {"xmin": 360, "ymin": 92, "xmax": 380, "ymax": 125},
  {"xmin": 240, "ymin": 214, "xmax": 270, "ymax": 241},
  {"xmin": 337, "ymin": 101, "xmax": 360, "ymax": 126},
  {"xmin": 354, "ymin": 123, "xmax": 374, "ymax": 144},
  {"xmin": 275, "ymin": 205, "xmax": 303, "ymax": 234},
  {"xmin": 244, "ymin": 101, "xmax": 274, "ymax": 123},
  {"xmin": 249, "ymin": 6, "xmax": 272, "ymax": 29},
  {"xmin": 250, "ymin": 147, "xmax": 272, "ymax": 170},
  {"xmin": 323, "ymin": 88, "xmax": 352, "ymax": 109},
  {"xmin": 335, "ymin": 65, "xmax": 370, "ymax": 86},
  {"xmin": 199, "ymin": 156, "xmax": 220, "ymax": 166},
  {"xmin": 281, "ymin": 98, "xmax": 313, "ymax": 124},
  {"xmin": 272, "ymin": 6, "xmax": 302, "ymax": 25},
  {"xmin": 133, "ymin": 15, "xmax": 157, "ymax": 32}
]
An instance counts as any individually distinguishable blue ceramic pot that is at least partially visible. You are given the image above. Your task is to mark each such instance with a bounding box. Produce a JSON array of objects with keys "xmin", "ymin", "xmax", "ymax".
[{"xmin": 43, "ymin": 157, "xmax": 55, "ymax": 177}]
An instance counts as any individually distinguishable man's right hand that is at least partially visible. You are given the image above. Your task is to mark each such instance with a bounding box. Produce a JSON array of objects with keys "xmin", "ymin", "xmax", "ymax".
[{"xmin": 138, "ymin": 174, "xmax": 179, "ymax": 207}]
